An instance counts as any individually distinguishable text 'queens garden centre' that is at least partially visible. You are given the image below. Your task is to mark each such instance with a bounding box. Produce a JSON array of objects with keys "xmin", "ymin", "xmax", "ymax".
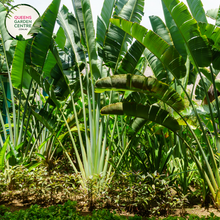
[
  {"xmin": 14, "ymin": 16, "xmax": 33, "ymax": 29},
  {"xmin": 5, "ymin": 4, "xmax": 40, "ymax": 40}
]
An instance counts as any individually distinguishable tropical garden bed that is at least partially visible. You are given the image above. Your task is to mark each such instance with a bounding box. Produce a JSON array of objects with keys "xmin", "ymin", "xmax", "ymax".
[
  {"xmin": 0, "ymin": 164, "xmax": 220, "ymax": 218},
  {"xmin": 1, "ymin": 0, "xmax": 220, "ymax": 219},
  {"xmin": 1, "ymin": 201, "xmax": 220, "ymax": 220}
]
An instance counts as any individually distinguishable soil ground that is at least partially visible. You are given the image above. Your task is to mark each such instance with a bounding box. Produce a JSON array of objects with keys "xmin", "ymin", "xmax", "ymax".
[{"xmin": 173, "ymin": 206, "xmax": 220, "ymax": 218}]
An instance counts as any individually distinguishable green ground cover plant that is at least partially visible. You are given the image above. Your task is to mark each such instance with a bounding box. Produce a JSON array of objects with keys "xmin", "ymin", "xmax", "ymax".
[
  {"xmin": 1, "ymin": 200, "xmax": 220, "ymax": 220},
  {"xmin": 0, "ymin": 200, "xmax": 142, "ymax": 220}
]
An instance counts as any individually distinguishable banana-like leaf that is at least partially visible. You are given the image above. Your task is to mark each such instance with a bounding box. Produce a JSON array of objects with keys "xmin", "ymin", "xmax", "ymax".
[
  {"xmin": 24, "ymin": 39, "xmax": 33, "ymax": 65},
  {"xmin": 206, "ymin": 8, "xmax": 218, "ymax": 20},
  {"xmin": 198, "ymin": 22, "xmax": 216, "ymax": 39},
  {"xmin": 149, "ymin": 15, "xmax": 173, "ymax": 45},
  {"xmin": 72, "ymin": 0, "xmax": 100, "ymax": 79},
  {"xmin": 0, "ymin": 136, "xmax": 9, "ymax": 171},
  {"xmin": 174, "ymin": 103, "xmax": 214, "ymax": 119},
  {"xmin": 95, "ymin": 74, "xmax": 185, "ymax": 112},
  {"xmin": 43, "ymin": 21, "xmax": 66, "ymax": 78},
  {"xmin": 0, "ymin": 3, "xmax": 11, "ymax": 43},
  {"xmin": 11, "ymin": 41, "xmax": 32, "ymax": 89},
  {"xmin": 199, "ymin": 22, "xmax": 220, "ymax": 50},
  {"xmin": 128, "ymin": 117, "xmax": 148, "ymax": 134},
  {"xmin": 49, "ymin": 63, "xmax": 69, "ymax": 100},
  {"xmin": 114, "ymin": 0, "xmax": 128, "ymax": 15},
  {"xmin": 216, "ymin": 10, "xmax": 220, "ymax": 27},
  {"xmin": 143, "ymin": 49, "xmax": 171, "ymax": 83},
  {"xmin": 31, "ymin": 109, "xmax": 57, "ymax": 133},
  {"xmin": 117, "ymin": 40, "xmax": 145, "ymax": 74},
  {"xmin": 55, "ymin": 27, "xmax": 66, "ymax": 50},
  {"xmin": 101, "ymin": 102, "xmax": 181, "ymax": 132},
  {"xmin": 134, "ymin": 56, "xmax": 148, "ymax": 74},
  {"xmin": 57, "ymin": 5, "xmax": 85, "ymax": 65},
  {"xmin": 186, "ymin": 0, "xmax": 207, "ymax": 23},
  {"xmin": 25, "ymin": 4, "xmax": 74, "ymax": 103},
  {"xmin": 198, "ymin": 23, "xmax": 220, "ymax": 69},
  {"xmin": 162, "ymin": 0, "xmax": 212, "ymax": 67},
  {"xmin": 116, "ymin": 0, "xmax": 144, "ymax": 24},
  {"xmin": 28, "ymin": 67, "xmax": 61, "ymax": 107},
  {"xmin": 0, "ymin": 3, "xmax": 14, "ymax": 71},
  {"xmin": 110, "ymin": 18, "xmax": 186, "ymax": 79},
  {"xmin": 28, "ymin": 16, "xmax": 42, "ymax": 35},
  {"xmin": 28, "ymin": 0, "xmax": 60, "ymax": 68},
  {"xmin": 48, "ymin": 40, "xmax": 72, "ymax": 100},
  {"xmin": 71, "ymin": 0, "xmax": 86, "ymax": 46},
  {"xmin": 162, "ymin": 1, "xmax": 187, "ymax": 59},
  {"xmin": 206, "ymin": 6, "xmax": 220, "ymax": 27},
  {"xmin": 42, "ymin": 50, "xmax": 57, "ymax": 79},
  {"xmin": 103, "ymin": 0, "xmax": 144, "ymax": 70},
  {"xmin": 96, "ymin": 0, "xmax": 115, "ymax": 47},
  {"xmin": 26, "ymin": 40, "xmax": 69, "ymax": 102}
]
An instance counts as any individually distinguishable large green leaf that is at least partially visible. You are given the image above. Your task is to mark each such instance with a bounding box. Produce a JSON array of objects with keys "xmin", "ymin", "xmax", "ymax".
[
  {"xmin": 26, "ymin": 4, "xmax": 76, "ymax": 102},
  {"xmin": 198, "ymin": 23, "xmax": 220, "ymax": 69},
  {"xmin": 103, "ymin": 0, "xmax": 144, "ymax": 70},
  {"xmin": 28, "ymin": 0, "xmax": 60, "ymax": 68},
  {"xmin": 55, "ymin": 27, "xmax": 66, "ymax": 50},
  {"xmin": 186, "ymin": 0, "xmax": 207, "ymax": 23},
  {"xmin": 49, "ymin": 64, "xmax": 69, "ymax": 99},
  {"xmin": 42, "ymin": 50, "xmax": 57, "ymax": 79},
  {"xmin": 117, "ymin": 40, "xmax": 145, "ymax": 74},
  {"xmin": 0, "ymin": 3, "xmax": 11, "ymax": 43},
  {"xmin": 95, "ymin": 74, "xmax": 185, "ymax": 112},
  {"xmin": 96, "ymin": 0, "xmax": 115, "ymax": 47},
  {"xmin": 31, "ymin": 109, "xmax": 57, "ymax": 133},
  {"xmin": 71, "ymin": 0, "xmax": 86, "ymax": 45},
  {"xmin": 143, "ymin": 49, "xmax": 171, "ymax": 83},
  {"xmin": 101, "ymin": 102, "xmax": 180, "ymax": 132},
  {"xmin": 162, "ymin": 1, "xmax": 187, "ymax": 59},
  {"xmin": 11, "ymin": 41, "xmax": 32, "ymax": 89},
  {"xmin": 43, "ymin": 26, "xmax": 66, "ymax": 78},
  {"xmin": 42, "ymin": 35, "xmax": 74, "ymax": 101},
  {"xmin": 28, "ymin": 67, "xmax": 61, "ymax": 107},
  {"xmin": 206, "ymin": 8, "xmax": 218, "ymax": 20},
  {"xmin": 206, "ymin": 6, "xmax": 220, "ymax": 27},
  {"xmin": 199, "ymin": 22, "xmax": 220, "ymax": 51},
  {"xmin": 29, "ymin": 38, "xmax": 70, "ymax": 101},
  {"xmin": 0, "ymin": 3, "xmax": 14, "ymax": 71},
  {"xmin": 0, "ymin": 136, "xmax": 9, "ymax": 171},
  {"xmin": 57, "ymin": 5, "xmax": 85, "ymax": 66},
  {"xmin": 117, "ymin": 0, "xmax": 144, "ymax": 23},
  {"xmin": 149, "ymin": 15, "xmax": 173, "ymax": 45},
  {"xmin": 72, "ymin": 0, "xmax": 100, "ymax": 79},
  {"xmin": 110, "ymin": 18, "xmax": 186, "ymax": 79},
  {"xmin": 128, "ymin": 117, "xmax": 148, "ymax": 134},
  {"xmin": 162, "ymin": 0, "xmax": 212, "ymax": 67}
]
